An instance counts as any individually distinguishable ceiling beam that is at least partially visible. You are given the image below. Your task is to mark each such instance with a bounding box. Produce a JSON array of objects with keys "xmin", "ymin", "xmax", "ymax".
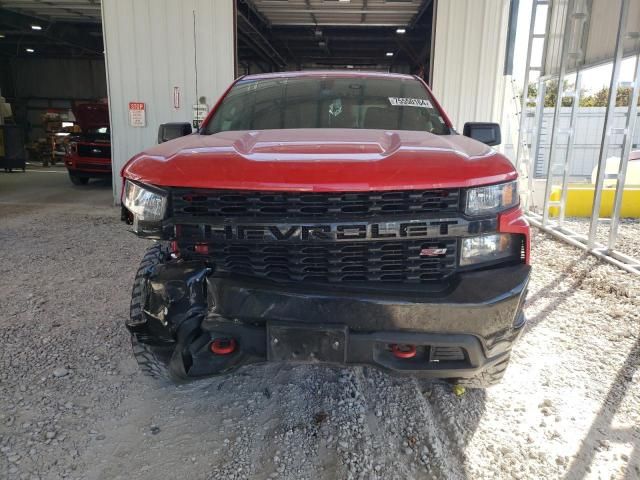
[
  {"xmin": 395, "ymin": 36, "xmax": 419, "ymax": 64},
  {"xmin": 259, "ymin": 22, "xmax": 409, "ymax": 27},
  {"xmin": 241, "ymin": 0, "xmax": 271, "ymax": 28},
  {"xmin": 408, "ymin": 0, "xmax": 434, "ymax": 29},
  {"xmin": 361, "ymin": 0, "xmax": 368, "ymax": 24},
  {"xmin": 303, "ymin": 0, "xmax": 318, "ymax": 26},
  {"xmin": 1, "ymin": 1, "xmax": 100, "ymax": 8},
  {"xmin": 0, "ymin": 8, "xmax": 103, "ymax": 56},
  {"xmin": 255, "ymin": 8, "xmax": 419, "ymax": 15},
  {"xmin": 236, "ymin": 9, "xmax": 286, "ymax": 69},
  {"xmin": 270, "ymin": 34, "xmax": 419, "ymax": 43}
]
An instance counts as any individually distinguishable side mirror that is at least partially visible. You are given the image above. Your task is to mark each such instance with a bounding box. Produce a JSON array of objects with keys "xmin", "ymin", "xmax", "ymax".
[
  {"xmin": 157, "ymin": 122, "xmax": 192, "ymax": 144},
  {"xmin": 463, "ymin": 122, "xmax": 501, "ymax": 146}
]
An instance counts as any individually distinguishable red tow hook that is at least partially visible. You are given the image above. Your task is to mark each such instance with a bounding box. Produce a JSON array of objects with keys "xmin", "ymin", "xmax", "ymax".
[
  {"xmin": 391, "ymin": 344, "xmax": 417, "ymax": 359},
  {"xmin": 210, "ymin": 338, "xmax": 237, "ymax": 356}
]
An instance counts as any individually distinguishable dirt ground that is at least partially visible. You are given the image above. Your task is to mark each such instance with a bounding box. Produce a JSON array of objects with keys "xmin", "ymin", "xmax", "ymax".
[
  {"xmin": 561, "ymin": 218, "xmax": 640, "ymax": 261},
  {"xmin": 1, "ymin": 196, "xmax": 639, "ymax": 480}
]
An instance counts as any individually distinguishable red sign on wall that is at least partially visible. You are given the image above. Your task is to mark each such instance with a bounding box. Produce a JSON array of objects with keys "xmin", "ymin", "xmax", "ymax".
[{"xmin": 128, "ymin": 102, "xmax": 146, "ymax": 127}]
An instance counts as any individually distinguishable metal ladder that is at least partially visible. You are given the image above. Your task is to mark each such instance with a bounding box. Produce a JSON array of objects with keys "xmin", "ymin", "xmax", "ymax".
[
  {"xmin": 509, "ymin": 77, "xmax": 534, "ymax": 210},
  {"xmin": 539, "ymin": 0, "xmax": 589, "ymax": 228},
  {"xmin": 522, "ymin": 0, "xmax": 640, "ymax": 275},
  {"xmin": 515, "ymin": 0, "xmax": 553, "ymax": 213},
  {"xmin": 588, "ymin": 11, "xmax": 640, "ymax": 251}
]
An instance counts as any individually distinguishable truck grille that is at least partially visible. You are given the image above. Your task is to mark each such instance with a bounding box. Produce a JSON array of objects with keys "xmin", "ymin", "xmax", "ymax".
[
  {"xmin": 171, "ymin": 188, "xmax": 460, "ymax": 218},
  {"xmin": 77, "ymin": 143, "xmax": 111, "ymax": 159},
  {"xmin": 182, "ymin": 238, "xmax": 457, "ymax": 283}
]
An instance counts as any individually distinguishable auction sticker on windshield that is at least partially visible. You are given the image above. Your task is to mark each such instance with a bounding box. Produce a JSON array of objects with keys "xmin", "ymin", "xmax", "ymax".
[{"xmin": 388, "ymin": 97, "xmax": 433, "ymax": 108}]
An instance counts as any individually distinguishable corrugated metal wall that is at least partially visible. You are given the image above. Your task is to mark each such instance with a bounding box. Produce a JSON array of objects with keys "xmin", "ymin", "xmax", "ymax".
[
  {"xmin": 430, "ymin": 0, "xmax": 511, "ymax": 132},
  {"xmin": 503, "ymin": 108, "xmax": 640, "ymax": 177},
  {"xmin": 101, "ymin": 0, "xmax": 235, "ymax": 203},
  {"xmin": 530, "ymin": 108, "xmax": 640, "ymax": 177},
  {"xmin": 4, "ymin": 58, "xmax": 106, "ymax": 99}
]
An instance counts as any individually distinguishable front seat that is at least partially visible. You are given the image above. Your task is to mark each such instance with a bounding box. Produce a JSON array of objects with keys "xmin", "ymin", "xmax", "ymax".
[{"xmin": 363, "ymin": 107, "xmax": 398, "ymax": 130}]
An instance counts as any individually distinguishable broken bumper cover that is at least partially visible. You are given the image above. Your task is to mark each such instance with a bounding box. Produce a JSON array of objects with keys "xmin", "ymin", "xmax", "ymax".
[{"xmin": 128, "ymin": 261, "xmax": 530, "ymax": 380}]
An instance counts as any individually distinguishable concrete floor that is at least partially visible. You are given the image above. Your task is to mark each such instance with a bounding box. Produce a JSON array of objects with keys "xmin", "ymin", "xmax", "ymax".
[{"xmin": 0, "ymin": 163, "xmax": 113, "ymax": 208}]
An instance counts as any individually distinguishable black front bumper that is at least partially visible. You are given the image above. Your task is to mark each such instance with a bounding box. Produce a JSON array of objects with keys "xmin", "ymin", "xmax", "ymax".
[
  {"xmin": 129, "ymin": 261, "xmax": 529, "ymax": 380},
  {"xmin": 66, "ymin": 167, "xmax": 112, "ymax": 178}
]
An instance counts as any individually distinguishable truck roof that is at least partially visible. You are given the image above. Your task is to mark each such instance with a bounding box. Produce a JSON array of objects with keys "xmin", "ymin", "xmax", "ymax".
[{"xmin": 240, "ymin": 70, "xmax": 418, "ymax": 82}]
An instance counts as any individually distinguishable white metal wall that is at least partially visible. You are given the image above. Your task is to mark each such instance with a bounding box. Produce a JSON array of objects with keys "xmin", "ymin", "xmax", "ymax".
[
  {"xmin": 101, "ymin": 0, "xmax": 236, "ymax": 203},
  {"xmin": 504, "ymin": 108, "xmax": 640, "ymax": 177},
  {"xmin": 430, "ymin": 0, "xmax": 511, "ymax": 132}
]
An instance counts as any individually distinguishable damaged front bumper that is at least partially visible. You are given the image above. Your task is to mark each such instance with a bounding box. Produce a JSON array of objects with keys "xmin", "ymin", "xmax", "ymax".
[{"xmin": 128, "ymin": 260, "xmax": 530, "ymax": 380}]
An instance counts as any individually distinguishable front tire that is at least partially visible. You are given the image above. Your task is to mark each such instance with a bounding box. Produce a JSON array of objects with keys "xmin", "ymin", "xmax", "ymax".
[
  {"xmin": 129, "ymin": 243, "xmax": 182, "ymax": 383},
  {"xmin": 449, "ymin": 353, "xmax": 511, "ymax": 389},
  {"xmin": 130, "ymin": 335, "xmax": 177, "ymax": 382},
  {"xmin": 69, "ymin": 174, "xmax": 89, "ymax": 185}
]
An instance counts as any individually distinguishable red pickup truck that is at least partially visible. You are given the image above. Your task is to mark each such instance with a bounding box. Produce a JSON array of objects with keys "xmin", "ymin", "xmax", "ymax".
[
  {"xmin": 121, "ymin": 71, "xmax": 530, "ymax": 388},
  {"xmin": 64, "ymin": 103, "xmax": 111, "ymax": 185}
]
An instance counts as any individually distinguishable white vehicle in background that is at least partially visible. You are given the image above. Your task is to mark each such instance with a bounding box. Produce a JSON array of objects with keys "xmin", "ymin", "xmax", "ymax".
[{"xmin": 591, "ymin": 150, "xmax": 640, "ymax": 186}]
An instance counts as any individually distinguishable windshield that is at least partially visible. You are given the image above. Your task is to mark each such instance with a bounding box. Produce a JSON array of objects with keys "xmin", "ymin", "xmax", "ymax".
[{"xmin": 203, "ymin": 76, "xmax": 451, "ymax": 135}]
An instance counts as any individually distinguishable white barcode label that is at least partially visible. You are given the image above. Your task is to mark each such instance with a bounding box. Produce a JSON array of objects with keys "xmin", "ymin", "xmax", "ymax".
[{"xmin": 388, "ymin": 97, "xmax": 433, "ymax": 108}]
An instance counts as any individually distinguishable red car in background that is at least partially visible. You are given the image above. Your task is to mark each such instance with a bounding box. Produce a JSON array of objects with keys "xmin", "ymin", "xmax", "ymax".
[{"xmin": 64, "ymin": 103, "xmax": 111, "ymax": 185}]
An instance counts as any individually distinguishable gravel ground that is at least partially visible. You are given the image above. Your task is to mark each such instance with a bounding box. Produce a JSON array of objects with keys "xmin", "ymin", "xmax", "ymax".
[
  {"xmin": 1, "ymin": 202, "xmax": 639, "ymax": 480},
  {"xmin": 561, "ymin": 218, "xmax": 640, "ymax": 260}
]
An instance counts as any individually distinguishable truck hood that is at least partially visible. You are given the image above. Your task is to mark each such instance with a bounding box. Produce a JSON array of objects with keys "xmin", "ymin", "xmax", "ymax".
[
  {"xmin": 73, "ymin": 103, "xmax": 109, "ymax": 130},
  {"xmin": 122, "ymin": 129, "xmax": 517, "ymax": 191}
]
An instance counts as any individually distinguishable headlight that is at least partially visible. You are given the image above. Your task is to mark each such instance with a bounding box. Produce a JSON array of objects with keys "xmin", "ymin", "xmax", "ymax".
[
  {"xmin": 123, "ymin": 180, "xmax": 167, "ymax": 222},
  {"xmin": 460, "ymin": 233, "xmax": 519, "ymax": 266},
  {"xmin": 465, "ymin": 181, "xmax": 518, "ymax": 216}
]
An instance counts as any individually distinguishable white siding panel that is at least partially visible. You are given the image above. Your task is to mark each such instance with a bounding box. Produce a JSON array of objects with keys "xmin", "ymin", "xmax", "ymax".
[
  {"xmin": 101, "ymin": 0, "xmax": 235, "ymax": 203},
  {"xmin": 431, "ymin": 0, "xmax": 511, "ymax": 132},
  {"xmin": 506, "ymin": 107, "xmax": 640, "ymax": 177}
]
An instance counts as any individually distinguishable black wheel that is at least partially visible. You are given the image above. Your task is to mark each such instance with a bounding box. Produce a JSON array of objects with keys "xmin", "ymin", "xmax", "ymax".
[
  {"xmin": 129, "ymin": 243, "xmax": 182, "ymax": 382},
  {"xmin": 130, "ymin": 335, "xmax": 180, "ymax": 383},
  {"xmin": 69, "ymin": 174, "xmax": 89, "ymax": 185},
  {"xmin": 450, "ymin": 354, "xmax": 511, "ymax": 389}
]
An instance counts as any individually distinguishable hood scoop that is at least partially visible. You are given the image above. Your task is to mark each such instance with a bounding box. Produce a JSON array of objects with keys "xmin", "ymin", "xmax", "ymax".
[{"xmin": 231, "ymin": 130, "xmax": 402, "ymax": 159}]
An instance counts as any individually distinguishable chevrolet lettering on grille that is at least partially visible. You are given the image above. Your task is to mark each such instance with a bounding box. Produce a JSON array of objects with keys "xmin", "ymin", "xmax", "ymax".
[{"xmin": 174, "ymin": 218, "xmax": 497, "ymax": 242}]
